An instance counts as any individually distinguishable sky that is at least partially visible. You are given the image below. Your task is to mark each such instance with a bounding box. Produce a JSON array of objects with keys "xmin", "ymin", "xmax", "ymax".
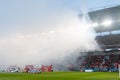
[
  {"xmin": 0, "ymin": 0, "xmax": 120, "ymax": 65},
  {"xmin": 0, "ymin": 0, "xmax": 120, "ymax": 37}
]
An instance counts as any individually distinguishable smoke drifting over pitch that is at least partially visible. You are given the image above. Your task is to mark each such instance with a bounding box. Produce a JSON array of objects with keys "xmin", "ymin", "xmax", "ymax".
[{"xmin": 0, "ymin": 11, "xmax": 99, "ymax": 66}]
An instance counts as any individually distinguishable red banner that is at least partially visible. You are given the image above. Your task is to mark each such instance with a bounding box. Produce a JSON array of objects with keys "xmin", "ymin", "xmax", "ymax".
[{"xmin": 41, "ymin": 65, "xmax": 53, "ymax": 72}]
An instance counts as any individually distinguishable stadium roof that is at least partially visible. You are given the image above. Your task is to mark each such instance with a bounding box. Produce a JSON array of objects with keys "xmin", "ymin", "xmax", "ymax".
[{"xmin": 88, "ymin": 5, "xmax": 120, "ymax": 33}]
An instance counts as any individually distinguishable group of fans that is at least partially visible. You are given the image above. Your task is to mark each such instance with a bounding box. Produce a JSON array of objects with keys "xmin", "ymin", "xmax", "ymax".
[
  {"xmin": 1, "ymin": 52, "xmax": 120, "ymax": 72},
  {"xmin": 80, "ymin": 53, "xmax": 120, "ymax": 72},
  {"xmin": 0, "ymin": 65, "xmax": 53, "ymax": 73}
]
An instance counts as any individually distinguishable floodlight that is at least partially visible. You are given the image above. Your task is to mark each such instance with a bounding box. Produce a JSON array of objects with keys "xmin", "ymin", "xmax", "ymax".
[
  {"xmin": 92, "ymin": 22, "xmax": 98, "ymax": 27},
  {"xmin": 102, "ymin": 20, "xmax": 113, "ymax": 26}
]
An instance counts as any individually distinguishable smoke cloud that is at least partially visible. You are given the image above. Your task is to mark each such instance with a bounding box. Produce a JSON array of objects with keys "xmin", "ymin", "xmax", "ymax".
[{"xmin": 0, "ymin": 10, "xmax": 99, "ymax": 66}]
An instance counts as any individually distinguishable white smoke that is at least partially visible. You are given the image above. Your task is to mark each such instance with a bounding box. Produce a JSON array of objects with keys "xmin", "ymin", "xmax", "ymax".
[{"xmin": 0, "ymin": 11, "xmax": 99, "ymax": 66}]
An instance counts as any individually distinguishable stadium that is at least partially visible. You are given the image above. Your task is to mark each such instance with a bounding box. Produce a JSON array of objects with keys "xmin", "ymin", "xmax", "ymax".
[
  {"xmin": 1, "ymin": 2, "xmax": 120, "ymax": 80},
  {"xmin": 78, "ymin": 5, "xmax": 120, "ymax": 72}
]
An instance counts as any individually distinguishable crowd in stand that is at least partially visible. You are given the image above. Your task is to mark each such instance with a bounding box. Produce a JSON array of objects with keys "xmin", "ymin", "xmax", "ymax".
[{"xmin": 80, "ymin": 54, "xmax": 120, "ymax": 72}]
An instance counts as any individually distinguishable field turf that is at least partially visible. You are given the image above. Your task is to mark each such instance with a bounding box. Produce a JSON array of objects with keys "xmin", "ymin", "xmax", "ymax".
[{"xmin": 0, "ymin": 72, "xmax": 119, "ymax": 80}]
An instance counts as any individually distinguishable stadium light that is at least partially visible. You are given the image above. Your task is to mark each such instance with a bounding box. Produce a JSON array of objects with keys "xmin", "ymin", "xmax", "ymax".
[
  {"xmin": 92, "ymin": 22, "xmax": 98, "ymax": 27},
  {"xmin": 101, "ymin": 20, "xmax": 113, "ymax": 26}
]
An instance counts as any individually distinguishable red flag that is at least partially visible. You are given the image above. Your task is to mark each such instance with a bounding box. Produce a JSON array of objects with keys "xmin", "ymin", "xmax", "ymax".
[{"xmin": 42, "ymin": 65, "xmax": 52, "ymax": 72}]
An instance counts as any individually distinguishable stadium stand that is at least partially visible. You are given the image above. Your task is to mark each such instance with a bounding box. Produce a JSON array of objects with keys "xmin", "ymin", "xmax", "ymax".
[
  {"xmin": 80, "ymin": 53, "xmax": 120, "ymax": 72},
  {"xmin": 76, "ymin": 5, "xmax": 120, "ymax": 72}
]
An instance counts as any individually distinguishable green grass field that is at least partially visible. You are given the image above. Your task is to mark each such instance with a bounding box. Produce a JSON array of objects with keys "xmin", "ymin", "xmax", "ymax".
[{"xmin": 0, "ymin": 72, "xmax": 119, "ymax": 80}]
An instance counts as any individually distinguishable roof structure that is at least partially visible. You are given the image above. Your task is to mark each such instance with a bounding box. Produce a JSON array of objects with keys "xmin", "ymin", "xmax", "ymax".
[
  {"xmin": 88, "ymin": 5, "xmax": 120, "ymax": 33},
  {"xmin": 87, "ymin": 5, "xmax": 120, "ymax": 49}
]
